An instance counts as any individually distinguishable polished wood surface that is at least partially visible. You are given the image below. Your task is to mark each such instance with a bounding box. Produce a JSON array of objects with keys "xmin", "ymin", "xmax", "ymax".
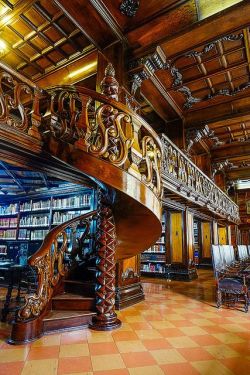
[
  {"xmin": 201, "ymin": 222, "xmax": 212, "ymax": 259},
  {"xmin": 170, "ymin": 212, "xmax": 183, "ymax": 263}
]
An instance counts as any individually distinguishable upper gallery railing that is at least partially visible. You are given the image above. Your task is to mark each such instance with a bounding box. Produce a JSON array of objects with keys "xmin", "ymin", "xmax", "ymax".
[
  {"xmin": 0, "ymin": 62, "xmax": 162, "ymax": 199},
  {"xmin": 161, "ymin": 134, "xmax": 240, "ymax": 223}
]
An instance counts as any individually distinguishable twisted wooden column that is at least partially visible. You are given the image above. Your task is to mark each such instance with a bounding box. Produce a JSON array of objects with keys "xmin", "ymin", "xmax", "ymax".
[{"xmin": 90, "ymin": 190, "xmax": 121, "ymax": 330}]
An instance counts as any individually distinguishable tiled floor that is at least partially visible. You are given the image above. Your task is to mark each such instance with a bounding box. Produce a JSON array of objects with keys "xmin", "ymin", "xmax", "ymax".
[{"xmin": 1, "ymin": 269, "xmax": 250, "ymax": 375}]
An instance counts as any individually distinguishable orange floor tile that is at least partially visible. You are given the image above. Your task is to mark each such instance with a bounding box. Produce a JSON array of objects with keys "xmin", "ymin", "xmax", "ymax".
[{"xmin": 0, "ymin": 269, "xmax": 250, "ymax": 375}]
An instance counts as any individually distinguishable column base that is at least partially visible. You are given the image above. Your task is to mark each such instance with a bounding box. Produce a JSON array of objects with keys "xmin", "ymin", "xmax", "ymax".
[
  {"xmin": 115, "ymin": 282, "xmax": 145, "ymax": 310},
  {"xmin": 89, "ymin": 313, "xmax": 121, "ymax": 331}
]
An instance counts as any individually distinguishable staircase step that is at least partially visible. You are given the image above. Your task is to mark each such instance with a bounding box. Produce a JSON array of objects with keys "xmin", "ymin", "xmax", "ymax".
[
  {"xmin": 43, "ymin": 310, "xmax": 96, "ymax": 333},
  {"xmin": 52, "ymin": 293, "xmax": 95, "ymax": 311},
  {"xmin": 64, "ymin": 280, "xmax": 95, "ymax": 297}
]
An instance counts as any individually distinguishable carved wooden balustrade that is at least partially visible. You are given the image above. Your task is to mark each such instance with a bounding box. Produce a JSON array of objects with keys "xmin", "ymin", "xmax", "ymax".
[
  {"xmin": 0, "ymin": 62, "xmax": 162, "ymax": 201},
  {"xmin": 17, "ymin": 210, "xmax": 97, "ymax": 321},
  {"xmin": 161, "ymin": 134, "xmax": 240, "ymax": 224}
]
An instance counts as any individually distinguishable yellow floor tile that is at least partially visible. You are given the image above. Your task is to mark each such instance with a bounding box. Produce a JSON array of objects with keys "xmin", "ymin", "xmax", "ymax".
[
  {"xmin": 135, "ymin": 330, "xmax": 163, "ymax": 340},
  {"xmin": 192, "ymin": 360, "xmax": 235, "ymax": 375},
  {"xmin": 128, "ymin": 365, "xmax": 165, "ymax": 375},
  {"xmin": 59, "ymin": 343, "xmax": 89, "ymax": 357},
  {"xmin": 21, "ymin": 359, "xmax": 58, "ymax": 375},
  {"xmin": 149, "ymin": 321, "xmax": 175, "ymax": 329},
  {"xmin": 87, "ymin": 332, "xmax": 114, "ymax": 343},
  {"xmin": 31, "ymin": 334, "xmax": 61, "ymax": 347},
  {"xmin": 212, "ymin": 333, "xmax": 245, "ymax": 344},
  {"xmin": 0, "ymin": 347, "xmax": 30, "ymax": 362},
  {"xmin": 205, "ymin": 345, "xmax": 240, "ymax": 359},
  {"xmin": 150, "ymin": 349, "xmax": 187, "ymax": 364},
  {"xmin": 125, "ymin": 316, "xmax": 147, "ymax": 323},
  {"xmin": 179, "ymin": 326, "xmax": 208, "ymax": 336},
  {"xmin": 91, "ymin": 354, "xmax": 126, "ymax": 371},
  {"xmin": 115, "ymin": 340, "xmax": 147, "ymax": 353},
  {"xmin": 167, "ymin": 336, "xmax": 199, "ymax": 348},
  {"xmin": 191, "ymin": 319, "xmax": 215, "ymax": 327}
]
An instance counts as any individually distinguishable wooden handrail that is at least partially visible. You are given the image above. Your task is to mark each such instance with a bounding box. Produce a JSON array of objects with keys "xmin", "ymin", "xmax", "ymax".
[
  {"xmin": 161, "ymin": 133, "xmax": 240, "ymax": 223},
  {"xmin": 18, "ymin": 209, "xmax": 97, "ymax": 320}
]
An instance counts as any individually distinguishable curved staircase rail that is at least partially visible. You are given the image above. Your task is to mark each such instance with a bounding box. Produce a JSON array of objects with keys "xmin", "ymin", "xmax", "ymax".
[
  {"xmin": 0, "ymin": 61, "xmax": 163, "ymax": 263},
  {"xmin": 18, "ymin": 209, "xmax": 97, "ymax": 321}
]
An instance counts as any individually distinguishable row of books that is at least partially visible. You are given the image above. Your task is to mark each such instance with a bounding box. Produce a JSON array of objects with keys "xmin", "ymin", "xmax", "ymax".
[
  {"xmin": 20, "ymin": 199, "xmax": 51, "ymax": 211},
  {"xmin": 52, "ymin": 211, "xmax": 85, "ymax": 224},
  {"xmin": 0, "ymin": 217, "xmax": 18, "ymax": 228},
  {"xmin": 18, "ymin": 229, "xmax": 49, "ymax": 240},
  {"xmin": 19, "ymin": 215, "xmax": 50, "ymax": 227},
  {"xmin": 148, "ymin": 244, "xmax": 165, "ymax": 252},
  {"xmin": 0, "ymin": 204, "xmax": 18, "ymax": 216},
  {"xmin": 52, "ymin": 195, "xmax": 91, "ymax": 208},
  {"xmin": 141, "ymin": 253, "xmax": 165, "ymax": 262},
  {"xmin": 141, "ymin": 263, "xmax": 166, "ymax": 273},
  {"xmin": 0, "ymin": 229, "xmax": 17, "ymax": 239}
]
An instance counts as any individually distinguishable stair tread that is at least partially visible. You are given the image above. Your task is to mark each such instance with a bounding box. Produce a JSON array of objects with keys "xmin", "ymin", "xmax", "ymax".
[
  {"xmin": 44, "ymin": 310, "xmax": 96, "ymax": 321},
  {"xmin": 53, "ymin": 293, "xmax": 94, "ymax": 300}
]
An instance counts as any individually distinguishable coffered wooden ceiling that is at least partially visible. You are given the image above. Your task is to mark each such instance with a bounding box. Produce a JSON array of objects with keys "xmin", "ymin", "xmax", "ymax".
[
  {"xmin": 0, "ymin": 0, "xmax": 95, "ymax": 80},
  {"xmin": 0, "ymin": 0, "xmax": 249, "ymax": 183}
]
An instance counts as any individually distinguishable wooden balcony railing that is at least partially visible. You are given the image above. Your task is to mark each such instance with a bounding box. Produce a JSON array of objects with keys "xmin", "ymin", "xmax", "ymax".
[
  {"xmin": 0, "ymin": 62, "xmax": 162, "ymax": 200},
  {"xmin": 161, "ymin": 134, "xmax": 240, "ymax": 223}
]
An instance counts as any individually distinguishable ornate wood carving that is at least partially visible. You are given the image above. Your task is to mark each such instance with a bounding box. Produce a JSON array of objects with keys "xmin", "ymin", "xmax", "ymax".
[
  {"xmin": 185, "ymin": 124, "xmax": 223, "ymax": 153},
  {"xmin": 0, "ymin": 62, "xmax": 162, "ymax": 199},
  {"xmin": 185, "ymin": 33, "xmax": 244, "ymax": 59},
  {"xmin": 0, "ymin": 69, "xmax": 43, "ymax": 139},
  {"xmin": 128, "ymin": 47, "xmax": 167, "ymax": 96},
  {"xmin": 211, "ymin": 160, "xmax": 234, "ymax": 179},
  {"xmin": 161, "ymin": 134, "xmax": 240, "ymax": 223},
  {"xmin": 120, "ymin": 0, "xmax": 139, "ymax": 17},
  {"xmin": 90, "ymin": 190, "xmax": 121, "ymax": 330},
  {"xmin": 18, "ymin": 210, "xmax": 97, "ymax": 320}
]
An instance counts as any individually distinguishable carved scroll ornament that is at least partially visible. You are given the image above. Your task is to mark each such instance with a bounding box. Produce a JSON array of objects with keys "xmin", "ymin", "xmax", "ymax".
[
  {"xmin": 18, "ymin": 211, "xmax": 97, "ymax": 320},
  {"xmin": 161, "ymin": 134, "xmax": 240, "ymax": 223}
]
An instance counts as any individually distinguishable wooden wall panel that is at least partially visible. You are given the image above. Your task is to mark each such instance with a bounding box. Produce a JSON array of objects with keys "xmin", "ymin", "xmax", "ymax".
[
  {"xmin": 218, "ymin": 227, "xmax": 227, "ymax": 245},
  {"xmin": 171, "ymin": 212, "xmax": 183, "ymax": 263},
  {"xmin": 201, "ymin": 222, "xmax": 211, "ymax": 258}
]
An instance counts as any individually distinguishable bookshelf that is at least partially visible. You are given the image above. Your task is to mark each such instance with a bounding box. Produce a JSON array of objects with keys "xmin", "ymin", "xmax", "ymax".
[
  {"xmin": 140, "ymin": 213, "xmax": 166, "ymax": 277},
  {"xmin": 0, "ymin": 185, "xmax": 96, "ymax": 263}
]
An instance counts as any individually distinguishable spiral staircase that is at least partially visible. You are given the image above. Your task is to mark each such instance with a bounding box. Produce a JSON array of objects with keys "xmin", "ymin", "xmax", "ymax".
[{"xmin": 0, "ymin": 62, "xmax": 163, "ymax": 343}]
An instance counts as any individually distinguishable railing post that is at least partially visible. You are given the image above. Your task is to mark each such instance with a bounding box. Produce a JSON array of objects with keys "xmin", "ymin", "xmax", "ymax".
[{"xmin": 90, "ymin": 189, "xmax": 121, "ymax": 331}]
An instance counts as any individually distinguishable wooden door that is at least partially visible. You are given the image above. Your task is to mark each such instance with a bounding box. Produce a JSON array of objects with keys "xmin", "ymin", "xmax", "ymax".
[
  {"xmin": 201, "ymin": 222, "xmax": 211, "ymax": 258},
  {"xmin": 218, "ymin": 227, "xmax": 227, "ymax": 245},
  {"xmin": 170, "ymin": 212, "xmax": 183, "ymax": 263}
]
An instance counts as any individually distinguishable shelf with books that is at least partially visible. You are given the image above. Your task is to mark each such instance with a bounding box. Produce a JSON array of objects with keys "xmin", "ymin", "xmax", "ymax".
[
  {"xmin": 140, "ymin": 212, "xmax": 167, "ymax": 278},
  {"xmin": 0, "ymin": 186, "xmax": 96, "ymax": 263}
]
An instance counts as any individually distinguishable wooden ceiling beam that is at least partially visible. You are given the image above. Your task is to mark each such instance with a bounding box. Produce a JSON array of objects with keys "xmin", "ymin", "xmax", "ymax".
[
  {"xmin": 54, "ymin": 0, "xmax": 118, "ymax": 49},
  {"xmin": 211, "ymin": 141, "xmax": 250, "ymax": 160},
  {"xmin": 160, "ymin": 0, "xmax": 250, "ymax": 58},
  {"xmin": 185, "ymin": 96, "xmax": 250, "ymax": 127}
]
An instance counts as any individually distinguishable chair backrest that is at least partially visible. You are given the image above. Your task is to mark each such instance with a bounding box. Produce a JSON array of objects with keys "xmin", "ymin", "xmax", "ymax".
[
  {"xmin": 222, "ymin": 245, "xmax": 235, "ymax": 266},
  {"xmin": 247, "ymin": 245, "xmax": 250, "ymax": 257},
  {"xmin": 211, "ymin": 245, "xmax": 224, "ymax": 276},
  {"xmin": 238, "ymin": 245, "xmax": 248, "ymax": 260}
]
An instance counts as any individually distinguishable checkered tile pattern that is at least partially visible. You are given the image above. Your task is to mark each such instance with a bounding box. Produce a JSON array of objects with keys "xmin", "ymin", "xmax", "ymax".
[{"xmin": 0, "ymin": 270, "xmax": 250, "ymax": 375}]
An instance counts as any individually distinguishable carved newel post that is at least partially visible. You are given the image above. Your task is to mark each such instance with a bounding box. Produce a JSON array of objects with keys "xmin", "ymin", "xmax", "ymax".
[
  {"xmin": 100, "ymin": 62, "xmax": 119, "ymax": 101},
  {"xmin": 90, "ymin": 190, "xmax": 121, "ymax": 330}
]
